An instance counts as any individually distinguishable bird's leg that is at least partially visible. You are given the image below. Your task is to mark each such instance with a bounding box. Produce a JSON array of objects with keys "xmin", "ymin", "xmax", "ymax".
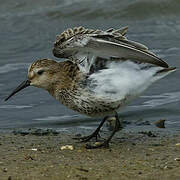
[
  {"xmin": 115, "ymin": 112, "xmax": 123, "ymax": 131},
  {"xmin": 86, "ymin": 112, "xmax": 122, "ymax": 149},
  {"xmin": 74, "ymin": 116, "xmax": 109, "ymax": 142}
]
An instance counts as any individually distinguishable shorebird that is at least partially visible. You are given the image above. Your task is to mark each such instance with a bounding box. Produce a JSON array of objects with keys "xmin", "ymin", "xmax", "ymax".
[{"xmin": 5, "ymin": 26, "xmax": 176, "ymax": 148}]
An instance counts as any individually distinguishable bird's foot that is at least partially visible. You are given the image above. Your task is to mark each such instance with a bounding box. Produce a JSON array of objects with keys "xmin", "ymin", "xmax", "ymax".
[{"xmin": 73, "ymin": 132, "xmax": 101, "ymax": 142}]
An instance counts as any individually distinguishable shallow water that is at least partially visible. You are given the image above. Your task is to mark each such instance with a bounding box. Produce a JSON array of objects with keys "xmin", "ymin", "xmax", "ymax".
[{"xmin": 0, "ymin": 0, "xmax": 180, "ymax": 132}]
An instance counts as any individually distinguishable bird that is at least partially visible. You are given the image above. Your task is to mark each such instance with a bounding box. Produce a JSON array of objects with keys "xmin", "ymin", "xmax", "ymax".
[{"xmin": 5, "ymin": 26, "xmax": 176, "ymax": 149}]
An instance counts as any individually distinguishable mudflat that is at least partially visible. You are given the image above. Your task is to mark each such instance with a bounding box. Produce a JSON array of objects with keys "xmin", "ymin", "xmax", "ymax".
[{"xmin": 0, "ymin": 130, "xmax": 180, "ymax": 180}]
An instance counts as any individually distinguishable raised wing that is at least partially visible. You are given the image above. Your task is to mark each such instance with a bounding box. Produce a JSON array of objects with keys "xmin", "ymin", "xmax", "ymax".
[
  {"xmin": 53, "ymin": 26, "xmax": 169, "ymax": 70},
  {"xmin": 53, "ymin": 26, "xmax": 128, "ymax": 58},
  {"xmin": 81, "ymin": 37, "xmax": 168, "ymax": 67}
]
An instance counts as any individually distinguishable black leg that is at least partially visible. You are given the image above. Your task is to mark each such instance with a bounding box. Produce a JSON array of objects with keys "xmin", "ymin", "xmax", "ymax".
[
  {"xmin": 74, "ymin": 116, "xmax": 109, "ymax": 142},
  {"xmin": 86, "ymin": 112, "xmax": 122, "ymax": 149},
  {"xmin": 115, "ymin": 112, "xmax": 123, "ymax": 131}
]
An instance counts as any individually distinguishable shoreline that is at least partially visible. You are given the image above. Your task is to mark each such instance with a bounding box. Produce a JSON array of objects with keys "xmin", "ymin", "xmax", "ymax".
[{"xmin": 0, "ymin": 129, "xmax": 180, "ymax": 180}]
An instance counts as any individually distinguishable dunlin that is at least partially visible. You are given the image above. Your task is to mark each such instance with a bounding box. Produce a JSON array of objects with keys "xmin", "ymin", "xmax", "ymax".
[{"xmin": 5, "ymin": 26, "xmax": 176, "ymax": 148}]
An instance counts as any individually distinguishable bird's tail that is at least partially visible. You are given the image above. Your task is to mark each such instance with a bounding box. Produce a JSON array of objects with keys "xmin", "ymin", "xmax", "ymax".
[
  {"xmin": 152, "ymin": 67, "xmax": 176, "ymax": 81},
  {"xmin": 155, "ymin": 67, "xmax": 176, "ymax": 76}
]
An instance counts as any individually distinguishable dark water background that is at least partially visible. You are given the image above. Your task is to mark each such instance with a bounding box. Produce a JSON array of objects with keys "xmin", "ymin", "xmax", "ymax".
[{"xmin": 0, "ymin": 0, "xmax": 180, "ymax": 133}]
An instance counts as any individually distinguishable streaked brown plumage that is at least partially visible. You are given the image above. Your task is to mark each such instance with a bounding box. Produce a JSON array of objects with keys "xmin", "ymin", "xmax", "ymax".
[{"xmin": 28, "ymin": 59, "xmax": 125, "ymax": 117}]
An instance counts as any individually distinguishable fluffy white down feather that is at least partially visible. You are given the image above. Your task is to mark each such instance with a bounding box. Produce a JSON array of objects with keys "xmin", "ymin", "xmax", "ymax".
[{"xmin": 88, "ymin": 61, "xmax": 167, "ymax": 100}]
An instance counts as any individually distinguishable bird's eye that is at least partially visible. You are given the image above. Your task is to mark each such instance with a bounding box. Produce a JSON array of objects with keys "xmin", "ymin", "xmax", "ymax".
[{"xmin": 37, "ymin": 70, "xmax": 44, "ymax": 75}]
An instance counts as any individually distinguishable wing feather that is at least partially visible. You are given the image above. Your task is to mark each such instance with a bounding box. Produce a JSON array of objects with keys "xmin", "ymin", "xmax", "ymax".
[
  {"xmin": 82, "ymin": 37, "xmax": 168, "ymax": 68},
  {"xmin": 53, "ymin": 26, "xmax": 169, "ymax": 71}
]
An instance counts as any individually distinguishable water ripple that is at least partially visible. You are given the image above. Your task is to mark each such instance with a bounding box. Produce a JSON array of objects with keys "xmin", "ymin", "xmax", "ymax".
[
  {"xmin": 141, "ymin": 91, "xmax": 180, "ymax": 107},
  {"xmin": 0, "ymin": 63, "xmax": 29, "ymax": 74},
  {"xmin": 0, "ymin": 105, "xmax": 32, "ymax": 109},
  {"xmin": 34, "ymin": 115, "xmax": 79, "ymax": 121}
]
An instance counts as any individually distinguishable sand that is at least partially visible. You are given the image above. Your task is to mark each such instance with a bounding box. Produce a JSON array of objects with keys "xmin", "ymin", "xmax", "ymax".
[{"xmin": 0, "ymin": 129, "xmax": 180, "ymax": 180}]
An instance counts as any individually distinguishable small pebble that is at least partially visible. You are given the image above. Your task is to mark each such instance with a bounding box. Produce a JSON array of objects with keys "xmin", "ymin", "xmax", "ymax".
[
  {"xmin": 174, "ymin": 158, "xmax": 180, "ymax": 161},
  {"xmin": 24, "ymin": 155, "xmax": 34, "ymax": 160},
  {"xmin": 3, "ymin": 168, "xmax": 7, "ymax": 172},
  {"xmin": 139, "ymin": 131, "xmax": 156, "ymax": 137},
  {"xmin": 60, "ymin": 145, "xmax": 74, "ymax": 150},
  {"xmin": 107, "ymin": 117, "xmax": 116, "ymax": 122},
  {"xmin": 154, "ymin": 119, "xmax": 166, "ymax": 128},
  {"xmin": 31, "ymin": 148, "xmax": 38, "ymax": 151},
  {"xmin": 76, "ymin": 167, "xmax": 89, "ymax": 172},
  {"xmin": 106, "ymin": 117, "xmax": 116, "ymax": 131},
  {"xmin": 95, "ymin": 142, "xmax": 101, "ymax": 146},
  {"xmin": 175, "ymin": 143, "xmax": 180, "ymax": 147}
]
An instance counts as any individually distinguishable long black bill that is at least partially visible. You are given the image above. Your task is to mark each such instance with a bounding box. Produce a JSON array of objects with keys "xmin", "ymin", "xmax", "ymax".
[{"xmin": 5, "ymin": 80, "xmax": 31, "ymax": 101}]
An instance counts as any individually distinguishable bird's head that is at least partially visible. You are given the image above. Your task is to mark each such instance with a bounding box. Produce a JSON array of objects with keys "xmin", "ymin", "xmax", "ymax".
[{"xmin": 5, "ymin": 59, "xmax": 61, "ymax": 101}]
